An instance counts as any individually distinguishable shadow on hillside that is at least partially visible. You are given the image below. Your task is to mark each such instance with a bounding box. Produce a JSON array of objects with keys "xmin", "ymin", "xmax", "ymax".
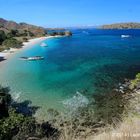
[{"xmin": 12, "ymin": 100, "xmax": 40, "ymax": 116}]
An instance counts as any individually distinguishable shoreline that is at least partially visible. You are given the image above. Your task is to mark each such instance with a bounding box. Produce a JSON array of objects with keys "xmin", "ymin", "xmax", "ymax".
[{"xmin": 0, "ymin": 35, "xmax": 62, "ymax": 65}]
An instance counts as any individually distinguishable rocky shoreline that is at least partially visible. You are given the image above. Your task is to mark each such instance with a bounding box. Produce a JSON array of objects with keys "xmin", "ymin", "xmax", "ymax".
[{"xmin": 1, "ymin": 73, "xmax": 140, "ymax": 140}]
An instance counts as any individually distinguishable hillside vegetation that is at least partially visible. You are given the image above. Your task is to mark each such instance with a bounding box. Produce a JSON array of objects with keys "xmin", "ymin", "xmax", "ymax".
[
  {"xmin": 0, "ymin": 18, "xmax": 72, "ymax": 52},
  {"xmin": 0, "ymin": 18, "xmax": 45, "ymax": 36},
  {"xmin": 0, "ymin": 18, "xmax": 46, "ymax": 51}
]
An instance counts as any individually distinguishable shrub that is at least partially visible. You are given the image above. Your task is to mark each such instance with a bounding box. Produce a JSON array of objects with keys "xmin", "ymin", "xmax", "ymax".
[
  {"xmin": 0, "ymin": 86, "xmax": 11, "ymax": 118},
  {"xmin": 22, "ymin": 37, "xmax": 28, "ymax": 42},
  {"xmin": 2, "ymin": 38, "xmax": 22, "ymax": 49},
  {"xmin": 0, "ymin": 30, "xmax": 6, "ymax": 45},
  {"xmin": 130, "ymin": 73, "xmax": 140, "ymax": 89}
]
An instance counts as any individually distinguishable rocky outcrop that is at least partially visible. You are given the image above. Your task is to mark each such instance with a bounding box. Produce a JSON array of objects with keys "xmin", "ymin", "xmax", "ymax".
[{"xmin": 64, "ymin": 31, "xmax": 72, "ymax": 36}]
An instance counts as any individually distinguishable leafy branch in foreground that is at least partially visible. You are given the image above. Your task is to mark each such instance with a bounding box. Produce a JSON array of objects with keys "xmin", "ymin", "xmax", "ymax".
[{"xmin": 0, "ymin": 85, "xmax": 59, "ymax": 140}]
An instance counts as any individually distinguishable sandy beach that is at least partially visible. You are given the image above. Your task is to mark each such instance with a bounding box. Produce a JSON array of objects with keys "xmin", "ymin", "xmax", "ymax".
[{"xmin": 0, "ymin": 35, "xmax": 60, "ymax": 64}]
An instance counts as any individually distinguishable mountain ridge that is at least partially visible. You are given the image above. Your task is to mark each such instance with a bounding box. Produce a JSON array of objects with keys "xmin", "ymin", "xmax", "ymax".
[{"xmin": 0, "ymin": 18, "xmax": 45, "ymax": 36}]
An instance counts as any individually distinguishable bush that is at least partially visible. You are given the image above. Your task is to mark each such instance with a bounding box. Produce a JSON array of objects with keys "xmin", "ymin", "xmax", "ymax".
[
  {"xmin": 10, "ymin": 30, "xmax": 19, "ymax": 36},
  {"xmin": 131, "ymin": 73, "xmax": 140, "ymax": 89},
  {"xmin": 0, "ymin": 108, "xmax": 59, "ymax": 140},
  {"xmin": 0, "ymin": 109, "xmax": 26, "ymax": 139},
  {"xmin": 2, "ymin": 38, "xmax": 22, "ymax": 49},
  {"xmin": 0, "ymin": 47, "xmax": 5, "ymax": 52},
  {"xmin": 0, "ymin": 85, "xmax": 59, "ymax": 140},
  {"xmin": 22, "ymin": 37, "xmax": 28, "ymax": 42},
  {"xmin": 0, "ymin": 86, "xmax": 11, "ymax": 119},
  {"xmin": 0, "ymin": 30, "xmax": 6, "ymax": 45},
  {"xmin": 6, "ymin": 32, "xmax": 14, "ymax": 38}
]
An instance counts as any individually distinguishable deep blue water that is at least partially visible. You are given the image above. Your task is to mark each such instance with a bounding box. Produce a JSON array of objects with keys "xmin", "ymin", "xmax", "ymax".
[{"xmin": 0, "ymin": 29, "xmax": 140, "ymax": 119}]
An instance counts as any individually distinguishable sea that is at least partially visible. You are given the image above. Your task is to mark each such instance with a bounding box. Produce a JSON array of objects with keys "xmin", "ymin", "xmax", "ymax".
[{"xmin": 0, "ymin": 29, "xmax": 140, "ymax": 120}]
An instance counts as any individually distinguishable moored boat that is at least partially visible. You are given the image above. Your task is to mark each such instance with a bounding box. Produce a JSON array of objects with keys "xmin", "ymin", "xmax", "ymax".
[
  {"xmin": 40, "ymin": 42, "xmax": 48, "ymax": 47},
  {"xmin": 20, "ymin": 56, "xmax": 44, "ymax": 61},
  {"xmin": 121, "ymin": 35, "xmax": 131, "ymax": 38}
]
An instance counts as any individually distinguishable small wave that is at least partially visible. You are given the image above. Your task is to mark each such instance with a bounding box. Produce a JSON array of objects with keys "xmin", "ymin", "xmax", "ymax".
[
  {"xmin": 12, "ymin": 92, "xmax": 22, "ymax": 102},
  {"xmin": 62, "ymin": 91, "xmax": 89, "ymax": 111}
]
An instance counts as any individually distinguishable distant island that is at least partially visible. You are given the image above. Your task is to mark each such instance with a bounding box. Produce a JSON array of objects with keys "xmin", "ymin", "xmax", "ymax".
[
  {"xmin": 101, "ymin": 22, "xmax": 140, "ymax": 29},
  {"xmin": 0, "ymin": 18, "xmax": 72, "ymax": 52}
]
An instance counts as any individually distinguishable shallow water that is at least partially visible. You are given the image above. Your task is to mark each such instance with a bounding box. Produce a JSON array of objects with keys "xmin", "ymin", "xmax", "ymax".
[{"xmin": 0, "ymin": 29, "xmax": 140, "ymax": 120}]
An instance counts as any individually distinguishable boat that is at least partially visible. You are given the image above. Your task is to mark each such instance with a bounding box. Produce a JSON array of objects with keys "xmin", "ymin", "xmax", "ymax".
[
  {"xmin": 121, "ymin": 35, "xmax": 131, "ymax": 38},
  {"xmin": 0, "ymin": 56, "xmax": 5, "ymax": 61},
  {"xmin": 40, "ymin": 42, "xmax": 48, "ymax": 47},
  {"xmin": 20, "ymin": 56, "xmax": 44, "ymax": 61}
]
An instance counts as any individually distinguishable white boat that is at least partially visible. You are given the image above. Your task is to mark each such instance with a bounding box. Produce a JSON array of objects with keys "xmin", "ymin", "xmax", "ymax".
[
  {"xmin": 121, "ymin": 35, "xmax": 131, "ymax": 38},
  {"xmin": 40, "ymin": 42, "xmax": 48, "ymax": 47},
  {"xmin": 20, "ymin": 56, "xmax": 44, "ymax": 61}
]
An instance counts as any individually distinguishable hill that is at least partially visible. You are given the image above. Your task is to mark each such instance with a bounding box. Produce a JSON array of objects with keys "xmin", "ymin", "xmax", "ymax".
[
  {"xmin": 0, "ymin": 18, "xmax": 46, "ymax": 51},
  {"xmin": 101, "ymin": 22, "xmax": 140, "ymax": 29},
  {"xmin": 0, "ymin": 18, "xmax": 72, "ymax": 52},
  {"xmin": 0, "ymin": 18, "xmax": 45, "ymax": 37}
]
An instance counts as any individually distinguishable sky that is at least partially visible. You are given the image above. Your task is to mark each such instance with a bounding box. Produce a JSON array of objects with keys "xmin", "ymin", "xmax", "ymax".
[{"xmin": 0, "ymin": 0, "xmax": 140, "ymax": 27}]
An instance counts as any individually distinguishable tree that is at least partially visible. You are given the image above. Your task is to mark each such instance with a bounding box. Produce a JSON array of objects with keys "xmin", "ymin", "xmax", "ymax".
[
  {"xmin": 0, "ymin": 86, "xmax": 11, "ymax": 118},
  {"xmin": 6, "ymin": 32, "xmax": 14, "ymax": 38},
  {"xmin": 22, "ymin": 37, "xmax": 28, "ymax": 42},
  {"xmin": 28, "ymin": 31, "xmax": 34, "ymax": 37},
  {"xmin": 2, "ymin": 38, "xmax": 22, "ymax": 49},
  {"xmin": 0, "ymin": 30, "xmax": 6, "ymax": 45},
  {"xmin": 10, "ymin": 29, "xmax": 19, "ymax": 36}
]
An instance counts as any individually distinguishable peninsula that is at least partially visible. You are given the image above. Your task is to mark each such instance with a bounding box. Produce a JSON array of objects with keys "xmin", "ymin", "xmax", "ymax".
[{"xmin": 101, "ymin": 22, "xmax": 140, "ymax": 29}]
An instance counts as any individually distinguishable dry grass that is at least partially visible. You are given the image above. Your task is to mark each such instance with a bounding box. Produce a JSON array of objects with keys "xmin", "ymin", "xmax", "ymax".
[
  {"xmin": 58, "ymin": 117, "xmax": 140, "ymax": 140},
  {"xmin": 87, "ymin": 89, "xmax": 140, "ymax": 140},
  {"xmin": 57, "ymin": 90, "xmax": 140, "ymax": 140},
  {"xmin": 87, "ymin": 117, "xmax": 140, "ymax": 140}
]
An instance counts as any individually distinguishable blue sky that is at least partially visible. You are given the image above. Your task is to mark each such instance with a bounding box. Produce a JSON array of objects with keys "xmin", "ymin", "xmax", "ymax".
[{"xmin": 0, "ymin": 0, "xmax": 140, "ymax": 27}]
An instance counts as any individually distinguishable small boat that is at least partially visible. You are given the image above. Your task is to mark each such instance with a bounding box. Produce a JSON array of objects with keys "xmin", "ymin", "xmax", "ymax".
[
  {"xmin": 0, "ymin": 56, "xmax": 5, "ymax": 61},
  {"xmin": 40, "ymin": 42, "xmax": 48, "ymax": 47},
  {"xmin": 121, "ymin": 35, "xmax": 131, "ymax": 38},
  {"xmin": 20, "ymin": 56, "xmax": 44, "ymax": 61}
]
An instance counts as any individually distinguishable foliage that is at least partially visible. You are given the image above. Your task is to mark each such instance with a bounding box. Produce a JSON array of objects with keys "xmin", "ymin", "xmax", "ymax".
[
  {"xmin": 0, "ymin": 47, "xmax": 5, "ymax": 52},
  {"xmin": 131, "ymin": 73, "xmax": 140, "ymax": 89},
  {"xmin": 55, "ymin": 83, "xmax": 133, "ymax": 139},
  {"xmin": 0, "ymin": 85, "xmax": 59, "ymax": 140},
  {"xmin": 0, "ymin": 108, "xmax": 26, "ymax": 140},
  {"xmin": 22, "ymin": 37, "xmax": 28, "ymax": 42},
  {"xmin": 0, "ymin": 86, "xmax": 11, "ymax": 104},
  {"xmin": 6, "ymin": 32, "xmax": 14, "ymax": 38},
  {"xmin": 0, "ymin": 86, "xmax": 11, "ymax": 118},
  {"xmin": 28, "ymin": 31, "xmax": 35, "ymax": 37},
  {"xmin": 92, "ymin": 91, "xmax": 129, "ymax": 125},
  {"xmin": 2, "ymin": 38, "xmax": 22, "ymax": 49},
  {"xmin": 10, "ymin": 30, "xmax": 19, "ymax": 36},
  {"xmin": 0, "ymin": 30, "xmax": 6, "ymax": 45},
  {"xmin": 0, "ymin": 108, "xmax": 59, "ymax": 140}
]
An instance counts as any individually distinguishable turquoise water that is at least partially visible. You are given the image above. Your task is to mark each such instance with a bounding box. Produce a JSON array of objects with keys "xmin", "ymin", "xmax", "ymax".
[{"xmin": 1, "ymin": 29, "xmax": 140, "ymax": 119}]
